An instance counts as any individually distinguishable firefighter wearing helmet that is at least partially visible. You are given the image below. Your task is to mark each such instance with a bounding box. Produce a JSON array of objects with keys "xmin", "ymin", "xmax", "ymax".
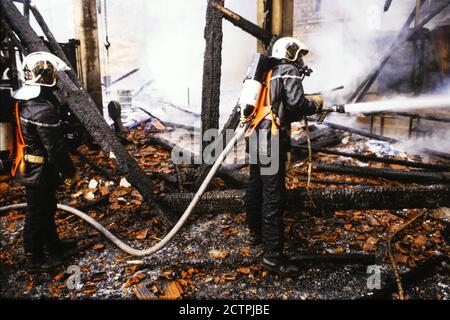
[
  {"xmin": 12, "ymin": 52, "xmax": 78, "ymax": 273},
  {"xmin": 244, "ymin": 38, "xmax": 325, "ymax": 277}
]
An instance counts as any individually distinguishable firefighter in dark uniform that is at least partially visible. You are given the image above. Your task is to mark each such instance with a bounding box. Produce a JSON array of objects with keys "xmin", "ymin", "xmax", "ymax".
[
  {"xmin": 12, "ymin": 52, "xmax": 78, "ymax": 274},
  {"xmin": 244, "ymin": 38, "xmax": 324, "ymax": 277}
]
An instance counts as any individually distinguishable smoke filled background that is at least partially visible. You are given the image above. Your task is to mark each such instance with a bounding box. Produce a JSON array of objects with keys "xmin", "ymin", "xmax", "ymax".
[
  {"xmin": 26, "ymin": 0, "xmax": 450, "ymax": 148},
  {"xmin": 29, "ymin": 0, "xmax": 256, "ymax": 126},
  {"xmin": 294, "ymin": 0, "xmax": 450, "ymax": 154},
  {"xmin": 296, "ymin": 0, "xmax": 450, "ymax": 101}
]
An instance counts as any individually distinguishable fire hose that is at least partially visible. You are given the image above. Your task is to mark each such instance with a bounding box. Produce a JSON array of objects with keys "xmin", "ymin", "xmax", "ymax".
[{"xmin": 0, "ymin": 126, "xmax": 247, "ymax": 257}]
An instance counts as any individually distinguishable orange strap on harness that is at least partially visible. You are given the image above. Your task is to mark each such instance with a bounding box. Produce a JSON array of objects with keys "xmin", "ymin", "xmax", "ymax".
[
  {"xmin": 245, "ymin": 70, "xmax": 279, "ymax": 139},
  {"xmin": 11, "ymin": 102, "xmax": 26, "ymax": 177}
]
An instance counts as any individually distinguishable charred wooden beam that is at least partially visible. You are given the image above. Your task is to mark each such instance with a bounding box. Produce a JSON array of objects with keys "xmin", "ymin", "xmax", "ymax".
[
  {"xmin": 22, "ymin": 0, "xmax": 30, "ymax": 21},
  {"xmin": 314, "ymin": 163, "xmax": 449, "ymax": 184},
  {"xmin": 201, "ymin": 0, "xmax": 224, "ymax": 152},
  {"xmin": 0, "ymin": 0, "xmax": 161, "ymax": 211},
  {"xmin": 384, "ymin": 0, "xmax": 393, "ymax": 12},
  {"xmin": 209, "ymin": 1, "xmax": 273, "ymax": 45},
  {"xmin": 148, "ymin": 172, "xmax": 178, "ymax": 187},
  {"xmin": 302, "ymin": 147, "xmax": 450, "ymax": 172},
  {"xmin": 323, "ymin": 121, "xmax": 398, "ymax": 143},
  {"xmin": 77, "ymin": 195, "xmax": 110, "ymax": 212},
  {"xmin": 296, "ymin": 177, "xmax": 374, "ymax": 187},
  {"xmin": 159, "ymin": 185, "xmax": 450, "ymax": 214},
  {"xmin": 422, "ymin": 148, "xmax": 450, "ymax": 161}
]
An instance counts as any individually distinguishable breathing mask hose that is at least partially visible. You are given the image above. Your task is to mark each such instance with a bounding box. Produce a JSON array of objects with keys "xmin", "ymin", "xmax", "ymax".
[{"xmin": 0, "ymin": 126, "xmax": 248, "ymax": 257}]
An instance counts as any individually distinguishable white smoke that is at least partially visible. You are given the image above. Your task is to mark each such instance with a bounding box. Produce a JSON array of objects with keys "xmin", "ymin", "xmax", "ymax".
[
  {"xmin": 95, "ymin": 0, "xmax": 256, "ymax": 126},
  {"xmin": 297, "ymin": 0, "xmax": 418, "ymax": 102},
  {"xmin": 296, "ymin": 1, "xmax": 450, "ymax": 155}
]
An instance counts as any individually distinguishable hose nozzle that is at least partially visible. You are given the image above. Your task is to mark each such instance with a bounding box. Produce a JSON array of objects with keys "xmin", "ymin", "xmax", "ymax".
[
  {"xmin": 317, "ymin": 105, "xmax": 346, "ymax": 124},
  {"xmin": 323, "ymin": 105, "xmax": 346, "ymax": 114}
]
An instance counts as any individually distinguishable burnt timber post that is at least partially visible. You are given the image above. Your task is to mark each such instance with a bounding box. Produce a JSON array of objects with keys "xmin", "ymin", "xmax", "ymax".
[
  {"xmin": 73, "ymin": 0, "xmax": 103, "ymax": 114},
  {"xmin": 23, "ymin": 0, "xmax": 30, "ymax": 21},
  {"xmin": 201, "ymin": 0, "xmax": 224, "ymax": 153},
  {"xmin": 0, "ymin": 0, "xmax": 162, "ymax": 212},
  {"xmin": 195, "ymin": 1, "xmax": 286, "ymax": 189},
  {"xmin": 257, "ymin": 0, "xmax": 293, "ymax": 53}
]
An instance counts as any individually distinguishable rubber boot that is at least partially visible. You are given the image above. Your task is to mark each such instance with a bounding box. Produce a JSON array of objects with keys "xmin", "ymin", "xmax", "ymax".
[
  {"xmin": 248, "ymin": 231, "xmax": 263, "ymax": 246},
  {"xmin": 26, "ymin": 253, "xmax": 62, "ymax": 274},
  {"xmin": 45, "ymin": 239, "xmax": 79, "ymax": 261}
]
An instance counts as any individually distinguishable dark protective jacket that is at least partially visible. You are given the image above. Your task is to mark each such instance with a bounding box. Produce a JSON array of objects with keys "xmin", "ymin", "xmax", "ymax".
[
  {"xmin": 268, "ymin": 60, "xmax": 319, "ymax": 154},
  {"xmin": 256, "ymin": 60, "xmax": 320, "ymax": 158},
  {"xmin": 14, "ymin": 97, "xmax": 75, "ymax": 187}
]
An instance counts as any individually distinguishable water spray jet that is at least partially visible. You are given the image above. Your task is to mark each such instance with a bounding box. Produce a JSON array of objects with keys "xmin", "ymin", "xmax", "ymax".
[{"xmin": 320, "ymin": 95, "xmax": 450, "ymax": 123}]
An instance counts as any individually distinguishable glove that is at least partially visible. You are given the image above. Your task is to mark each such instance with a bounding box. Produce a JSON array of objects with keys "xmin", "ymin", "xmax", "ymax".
[{"xmin": 307, "ymin": 95, "xmax": 325, "ymax": 113}]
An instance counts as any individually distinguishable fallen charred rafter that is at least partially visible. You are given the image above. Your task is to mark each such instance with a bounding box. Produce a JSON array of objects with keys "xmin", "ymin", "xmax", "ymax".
[
  {"xmin": 140, "ymin": 253, "xmax": 377, "ymax": 272},
  {"xmin": 314, "ymin": 164, "xmax": 449, "ymax": 184},
  {"xmin": 76, "ymin": 195, "xmax": 110, "ymax": 212},
  {"xmin": 296, "ymin": 177, "xmax": 375, "ymax": 187},
  {"xmin": 300, "ymin": 147, "xmax": 450, "ymax": 172},
  {"xmin": 323, "ymin": 121, "xmax": 398, "ymax": 143},
  {"xmin": 159, "ymin": 185, "xmax": 450, "ymax": 215},
  {"xmin": 0, "ymin": 0, "xmax": 161, "ymax": 210},
  {"xmin": 422, "ymin": 148, "xmax": 450, "ymax": 161}
]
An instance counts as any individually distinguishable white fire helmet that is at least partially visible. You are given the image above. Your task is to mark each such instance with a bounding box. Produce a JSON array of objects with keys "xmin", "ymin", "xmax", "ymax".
[
  {"xmin": 271, "ymin": 37, "xmax": 309, "ymax": 62},
  {"xmin": 13, "ymin": 52, "xmax": 70, "ymax": 100}
]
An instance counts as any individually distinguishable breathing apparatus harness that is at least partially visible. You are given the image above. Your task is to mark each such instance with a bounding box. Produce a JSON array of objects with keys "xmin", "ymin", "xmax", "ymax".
[{"xmin": 240, "ymin": 54, "xmax": 314, "ymax": 136}]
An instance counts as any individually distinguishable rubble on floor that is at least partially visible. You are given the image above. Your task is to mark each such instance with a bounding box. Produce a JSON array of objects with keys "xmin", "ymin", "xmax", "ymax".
[{"xmin": 0, "ymin": 124, "xmax": 448, "ymax": 300}]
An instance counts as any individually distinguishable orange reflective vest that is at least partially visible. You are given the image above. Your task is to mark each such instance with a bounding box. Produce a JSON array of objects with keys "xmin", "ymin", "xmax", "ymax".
[
  {"xmin": 11, "ymin": 102, "xmax": 26, "ymax": 177},
  {"xmin": 244, "ymin": 70, "xmax": 280, "ymax": 139}
]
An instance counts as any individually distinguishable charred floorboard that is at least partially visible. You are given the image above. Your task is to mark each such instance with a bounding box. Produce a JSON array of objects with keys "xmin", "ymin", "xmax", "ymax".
[
  {"xmin": 0, "ymin": 0, "xmax": 160, "ymax": 210},
  {"xmin": 159, "ymin": 185, "xmax": 450, "ymax": 215}
]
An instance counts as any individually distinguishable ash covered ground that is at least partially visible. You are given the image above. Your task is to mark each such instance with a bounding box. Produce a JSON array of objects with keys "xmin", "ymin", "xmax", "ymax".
[{"xmin": 0, "ymin": 125, "xmax": 449, "ymax": 300}]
